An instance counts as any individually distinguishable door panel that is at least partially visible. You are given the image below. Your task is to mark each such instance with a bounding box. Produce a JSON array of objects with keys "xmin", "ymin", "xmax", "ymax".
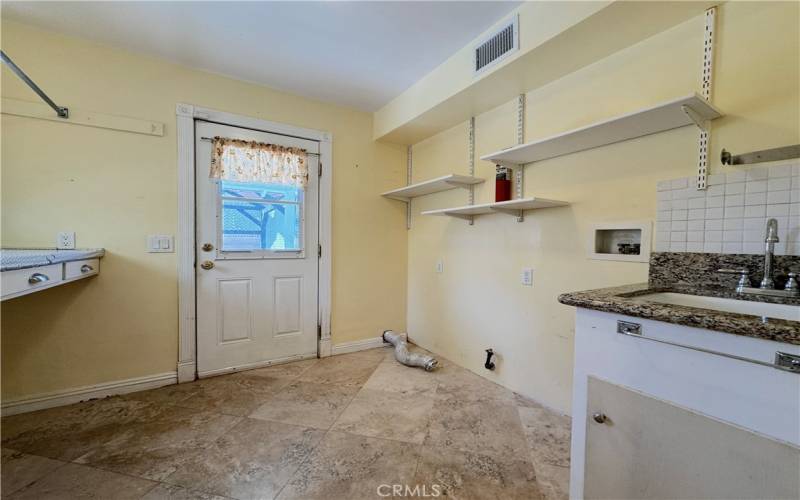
[
  {"xmin": 218, "ymin": 279, "xmax": 253, "ymax": 343},
  {"xmin": 273, "ymin": 276, "xmax": 303, "ymax": 336},
  {"xmin": 585, "ymin": 376, "xmax": 800, "ymax": 500},
  {"xmin": 196, "ymin": 121, "xmax": 319, "ymax": 376}
]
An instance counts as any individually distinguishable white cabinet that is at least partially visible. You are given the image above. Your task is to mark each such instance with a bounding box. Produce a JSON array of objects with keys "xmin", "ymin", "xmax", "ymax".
[{"xmin": 570, "ymin": 309, "xmax": 800, "ymax": 499}]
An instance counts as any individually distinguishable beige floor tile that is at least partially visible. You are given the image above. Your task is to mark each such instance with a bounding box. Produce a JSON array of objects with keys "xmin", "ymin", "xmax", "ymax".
[
  {"xmin": 414, "ymin": 446, "xmax": 544, "ymax": 500},
  {"xmin": 249, "ymin": 380, "xmax": 359, "ymax": 429},
  {"xmin": 1, "ymin": 448, "xmax": 65, "ymax": 497},
  {"xmin": 331, "ymin": 388, "xmax": 434, "ymax": 444},
  {"xmin": 277, "ymin": 431, "xmax": 420, "ymax": 500},
  {"xmin": 178, "ymin": 373, "xmax": 292, "ymax": 416},
  {"xmin": 434, "ymin": 368, "xmax": 515, "ymax": 405},
  {"xmin": 425, "ymin": 398, "xmax": 529, "ymax": 457},
  {"xmin": 297, "ymin": 352, "xmax": 382, "ymax": 388},
  {"xmin": 164, "ymin": 418, "xmax": 324, "ymax": 500},
  {"xmin": 122, "ymin": 383, "xmax": 199, "ymax": 407},
  {"xmin": 518, "ymin": 405, "xmax": 571, "ymax": 468},
  {"xmin": 1, "ymin": 398, "xmax": 166, "ymax": 461},
  {"xmin": 344, "ymin": 347, "xmax": 391, "ymax": 363},
  {"xmin": 140, "ymin": 483, "xmax": 231, "ymax": 500},
  {"xmin": 74, "ymin": 405, "xmax": 241, "ymax": 481},
  {"xmin": 231, "ymin": 358, "xmax": 319, "ymax": 381},
  {"xmin": 6, "ymin": 462, "xmax": 157, "ymax": 499},
  {"xmin": 534, "ymin": 462, "xmax": 570, "ymax": 500},
  {"xmin": 364, "ymin": 360, "xmax": 439, "ymax": 397}
]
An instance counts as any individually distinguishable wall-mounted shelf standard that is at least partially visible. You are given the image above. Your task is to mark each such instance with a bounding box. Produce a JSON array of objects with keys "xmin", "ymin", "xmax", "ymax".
[
  {"xmin": 481, "ymin": 94, "xmax": 723, "ymax": 166},
  {"xmin": 421, "ymin": 197, "xmax": 568, "ymax": 222},
  {"xmin": 381, "ymin": 174, "xmax": 484, "ymax": 202}
]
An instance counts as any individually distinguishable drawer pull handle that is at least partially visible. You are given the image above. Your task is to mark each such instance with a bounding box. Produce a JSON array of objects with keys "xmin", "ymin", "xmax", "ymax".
[
  {"xmin": 28, "ymin": 273, "xmax": 49, "ymax": 285},
  {"xmin": 80, "ymin": 264, "xmax": 94, "ymax": 273}
]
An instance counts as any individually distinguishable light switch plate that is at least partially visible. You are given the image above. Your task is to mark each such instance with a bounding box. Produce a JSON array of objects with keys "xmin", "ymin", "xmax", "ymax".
[
  {"xmin": 147, "ymin": 235, "xmax": 174, "ymax": 253},
  {"xmin": 521, "ymin": 268, "xmax": 533, "ymax": 286},
  {"xmin": 435, "ymin": 259, "xmax": 444, "ymax": 273},
  {"xmin": 57, "ymin": 231, "xmax": 76, "ymax": 249}
]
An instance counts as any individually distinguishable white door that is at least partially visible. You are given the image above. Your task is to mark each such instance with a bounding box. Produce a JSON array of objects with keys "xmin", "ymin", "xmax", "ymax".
[{"xmin": 195, "ymin": 121, "xmax": 319, "ymax": 377}]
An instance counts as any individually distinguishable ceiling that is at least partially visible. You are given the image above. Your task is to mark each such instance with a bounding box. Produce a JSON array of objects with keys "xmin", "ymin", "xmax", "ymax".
[{"xmin": 2, "ymin": 1, "xmax": 521, "ymax": 112}]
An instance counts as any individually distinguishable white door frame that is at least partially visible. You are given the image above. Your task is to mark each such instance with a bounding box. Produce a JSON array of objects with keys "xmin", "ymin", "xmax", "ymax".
[{"xmin": 176, "ymin": 103, "xmax": 333, "ymax": 383}]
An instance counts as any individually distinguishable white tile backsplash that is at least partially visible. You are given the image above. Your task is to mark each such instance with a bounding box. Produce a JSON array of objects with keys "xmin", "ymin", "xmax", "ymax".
[{"xmin": 655, "ymin": 164, "xmax": 799, "ymax": 255}]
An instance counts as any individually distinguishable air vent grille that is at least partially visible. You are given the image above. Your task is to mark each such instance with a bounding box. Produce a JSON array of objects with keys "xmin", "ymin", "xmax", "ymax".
[{"xmin": 474, "ymin": 15, "xmax": 519, "ymax": 74}]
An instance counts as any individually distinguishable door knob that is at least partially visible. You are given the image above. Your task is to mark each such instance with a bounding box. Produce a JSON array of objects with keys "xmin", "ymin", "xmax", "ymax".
[
  {"xmin": 202, "ymin": 243, "xmax": 213, "ymax": 252},
  {"xmin": 200, "ymin": 260, "xmax": 214, "ymax": 270},
  {"xmin": 592, "ymin": 412, "xmax": 608, "ymax": 424}
]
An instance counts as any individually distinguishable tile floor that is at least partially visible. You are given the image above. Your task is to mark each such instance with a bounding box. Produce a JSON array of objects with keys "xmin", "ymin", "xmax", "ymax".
[{"xmin": 1, "ymin": 345, "xmax": 571, "ymax": 499}]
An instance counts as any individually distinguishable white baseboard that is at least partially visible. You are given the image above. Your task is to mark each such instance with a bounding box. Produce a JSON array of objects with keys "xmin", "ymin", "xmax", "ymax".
[
  {"xmin": 177, "ymin": 360, "xmax": 196, "ymax": 384},
  {"xmin": 332, "ymin": 332, "xmax": 406, "ymax": 356},
  {"xmin": 1, "ymin": 371, "xmax": 177, "ymax": 416}
]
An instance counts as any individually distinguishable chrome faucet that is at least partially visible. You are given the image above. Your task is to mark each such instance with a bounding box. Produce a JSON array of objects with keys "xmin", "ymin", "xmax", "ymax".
[
  {"xmin": 716, "ymin": 218, "xmax": 799, "ymax": 298},
  {"xmin": 761, "ymin": 218, "xmax": 779, "ymax": 289}
]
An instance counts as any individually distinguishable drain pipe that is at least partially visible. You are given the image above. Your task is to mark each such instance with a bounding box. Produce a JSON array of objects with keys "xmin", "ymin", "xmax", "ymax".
[{"xmin": 382, "ymin": 330, "xmax": 438, "ymax": 371}]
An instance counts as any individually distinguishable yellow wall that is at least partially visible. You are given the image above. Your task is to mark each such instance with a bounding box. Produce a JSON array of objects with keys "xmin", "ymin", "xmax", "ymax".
[
  {"xmin": 407, "ymin": 1, "xmax": 799, "ymax": 413},
  {"xmin": 1, "ymin": 21, "xmax": 408, "ymax": 401}
]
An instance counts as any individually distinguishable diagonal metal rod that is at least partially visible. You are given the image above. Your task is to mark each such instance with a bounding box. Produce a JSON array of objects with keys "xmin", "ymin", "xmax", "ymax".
[{"xmin": 1, "ymin": 50, "xmax": 68, "ymax": 118}]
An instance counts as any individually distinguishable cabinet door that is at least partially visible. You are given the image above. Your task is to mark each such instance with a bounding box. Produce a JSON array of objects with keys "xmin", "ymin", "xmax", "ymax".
[{"xmin": 585, "ymin": 376, "xmax": 800, "ymax": 500}]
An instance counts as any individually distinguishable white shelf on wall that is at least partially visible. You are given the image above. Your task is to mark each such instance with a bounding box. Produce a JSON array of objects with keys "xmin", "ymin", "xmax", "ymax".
[
  {"xmin": 421, "ymin": 197, "xmax": 568, "ymax": 220},
  {"xmin": 481, "ymin": 94, "xmax": 723, "ymax": 165},
  {"xmin": 381, "ymin": 174, "xmax": 484, "ymax": 202}
]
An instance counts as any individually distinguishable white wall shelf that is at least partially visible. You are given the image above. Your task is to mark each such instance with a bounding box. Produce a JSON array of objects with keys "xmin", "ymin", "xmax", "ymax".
[
  {"xmin": 481, "ymin": 94, "xmax": 723, "ymax": 166},
  {"xmin": 382, "ymin": 174, "xmax": 484, "ymax": 202},
  {"xmin": 421, "ymin": 197, "xmax": 568, "ymax": 221}
]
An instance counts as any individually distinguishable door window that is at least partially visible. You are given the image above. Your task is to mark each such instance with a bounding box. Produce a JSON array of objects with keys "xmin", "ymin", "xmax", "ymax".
[{"xmin": 218, "ymin": 179, "xmax": 304, "ymax": 255}]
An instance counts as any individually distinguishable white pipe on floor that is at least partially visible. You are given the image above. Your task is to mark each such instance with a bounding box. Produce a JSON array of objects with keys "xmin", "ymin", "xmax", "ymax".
[{"xmin": 382, "ymin": 330, "xmax": 438, "ymax": 371}]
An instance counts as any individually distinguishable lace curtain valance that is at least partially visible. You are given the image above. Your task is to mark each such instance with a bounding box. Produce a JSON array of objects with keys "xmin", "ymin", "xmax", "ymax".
[{"xmin": 210, "ymin": 137, "xmax": 309, "ymax": 188}]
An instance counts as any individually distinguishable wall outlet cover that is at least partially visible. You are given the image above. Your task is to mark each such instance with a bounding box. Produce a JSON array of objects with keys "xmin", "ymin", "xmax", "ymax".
[
  {"xmin": 57, "ymin": 231, "xmax": 76, "ymax": 249},
  {"xmin": 521, "ymin": 268, "xmax": 533, "ymax": 286}
]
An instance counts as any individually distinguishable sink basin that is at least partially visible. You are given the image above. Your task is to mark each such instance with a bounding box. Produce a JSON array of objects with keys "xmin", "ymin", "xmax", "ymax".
[{"xmin": 632, "ymin": 292, "xmax": 800, "ymax": 322}]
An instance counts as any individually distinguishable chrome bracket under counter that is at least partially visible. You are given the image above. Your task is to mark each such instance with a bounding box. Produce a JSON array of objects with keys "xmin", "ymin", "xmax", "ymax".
[{"xmin": 617, "ymin": 319, "xmax": 800, "ymax": 373}]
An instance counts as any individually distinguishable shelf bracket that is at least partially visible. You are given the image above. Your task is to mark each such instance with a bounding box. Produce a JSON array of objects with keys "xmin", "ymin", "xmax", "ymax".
[
  {"xmin": 406, "ymin": 145, "xmax": 412, "ymax": 230},
  {"xmin": 681, "ymin": 105, "xmax": 708, "ymax": 132},
  {"xmin": 492, "ymin": 207, "xmax": 525, "ymax": 222},
  {"xmin": 515, "ymin": 94, "xmax": 526, "ymax": 200},
  {"xmin": 695, "ymin": 6, "xmax": 716, "ymax": 190},
  {"xmin": 467, "ymin": 116, "xmax": 476, "ymax": 226}
]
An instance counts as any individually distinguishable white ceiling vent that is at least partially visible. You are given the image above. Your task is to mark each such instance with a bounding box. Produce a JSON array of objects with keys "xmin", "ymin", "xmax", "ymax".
[{"xmin": 473, "ymin": 14, "xmax": 519, "ymax": 75}]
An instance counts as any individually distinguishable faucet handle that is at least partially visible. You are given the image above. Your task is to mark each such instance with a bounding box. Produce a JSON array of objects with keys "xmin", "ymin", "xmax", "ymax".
[
  {"xmin": 784, "ymin": 272, "xmax": 799, "ymax": 294},
  {"xmin": 717, "ymin": 268, "xmax": 749, "ymax": 291}
]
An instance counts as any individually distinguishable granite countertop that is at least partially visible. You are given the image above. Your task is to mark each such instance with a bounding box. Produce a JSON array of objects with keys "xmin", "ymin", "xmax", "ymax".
[
  {"xmin": 0, "ymin": 248, "xmax": 106, "ymax": 272},
  {"xmin": 558, "ymin": 283, "xmax": 800, "ymax": 346}
]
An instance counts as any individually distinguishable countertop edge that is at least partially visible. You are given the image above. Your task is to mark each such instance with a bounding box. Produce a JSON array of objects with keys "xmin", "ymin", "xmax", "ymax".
[{"xmin": 559, "ymin": 283, "xmax": 800, "ymax": 346}]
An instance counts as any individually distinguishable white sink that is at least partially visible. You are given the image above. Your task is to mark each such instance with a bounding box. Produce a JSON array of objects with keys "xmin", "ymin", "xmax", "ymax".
[{"xmin": 633, "ymin": 292, "xmax": 800, "ymax": 322}]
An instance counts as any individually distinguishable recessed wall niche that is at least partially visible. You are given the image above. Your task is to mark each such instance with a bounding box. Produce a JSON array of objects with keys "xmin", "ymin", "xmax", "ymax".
[{"xmin": 588, "ymin": 221, "xmax": 651, "ymax": 263}]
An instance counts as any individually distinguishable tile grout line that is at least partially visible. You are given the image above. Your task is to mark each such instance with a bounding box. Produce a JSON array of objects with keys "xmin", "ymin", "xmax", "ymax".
[{"xmin": 269, "ymin": 356, "xmax": 384, "ymax": 500}]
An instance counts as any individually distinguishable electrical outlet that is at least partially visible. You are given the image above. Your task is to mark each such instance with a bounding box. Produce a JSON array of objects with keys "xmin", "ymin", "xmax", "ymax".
[
  {"xmin": 521, "ymin": 268, "xmax": 533, "ymax": 286},
  {"xmin": 435, "ymin": 259, "xmax": 444, "ymax": 273},
  {"xmin": 57, "ymin": 231, "xmax": 76, "ymax": 249}
]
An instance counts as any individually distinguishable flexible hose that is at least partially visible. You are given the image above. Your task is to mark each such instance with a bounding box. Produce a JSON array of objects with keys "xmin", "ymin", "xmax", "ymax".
[{"xmin": 382, "ymin": 330, "xmax": 438, "ymax": 371}]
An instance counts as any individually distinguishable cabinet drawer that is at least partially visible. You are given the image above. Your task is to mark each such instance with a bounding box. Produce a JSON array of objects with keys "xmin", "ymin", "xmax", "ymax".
[
  {"xmin": 1, "ymin": 264, "xmax": 63, "ymax": 298},
  {"xmin": 65, "ymin": 259, "xmax": 99, "ymax": 280}
]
